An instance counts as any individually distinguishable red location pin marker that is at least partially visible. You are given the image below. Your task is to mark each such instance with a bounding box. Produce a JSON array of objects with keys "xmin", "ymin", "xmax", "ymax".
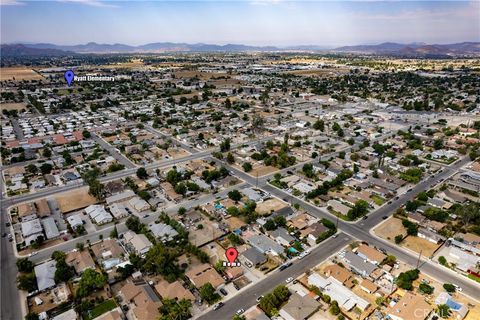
[{"xmin": 226, "ymin": 247, "xmax": 238, "ymax": 265}]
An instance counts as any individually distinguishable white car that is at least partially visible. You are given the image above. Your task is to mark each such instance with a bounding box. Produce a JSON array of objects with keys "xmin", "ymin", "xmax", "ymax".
[
  {"xmin": 285, "ymin": 277, "xmax": 294, "ymax": 283},
  {"xmin": 236, "ymin": 309, "xmax": 245, "ymax": 315},
  {"xmin": 28, "ymin": 251, "xmax": 38, "ymax": 257}
]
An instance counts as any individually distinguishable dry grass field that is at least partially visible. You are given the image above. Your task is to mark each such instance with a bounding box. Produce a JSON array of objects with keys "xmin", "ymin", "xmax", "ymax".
[
  {"xmin": 256, "ymin": 198, "xmax": 288, "ymax": 215},
  {"xmin": 402, "ymin": 236, "xmax": 441, "ymax": 257},
  {"xmin": 373, "ymin": 217, "xmax": 405, "ymax": 241},
  {"xmin": 55, "ymin": 187, "xmax": 97, "ymax": 213},
  {"xmin": 0, "ymin": 67, "xmax": 43, "ymax": 81},
  {"xmin": 1, "ymin": 102, "xmax": 27, "ymax": 111}
]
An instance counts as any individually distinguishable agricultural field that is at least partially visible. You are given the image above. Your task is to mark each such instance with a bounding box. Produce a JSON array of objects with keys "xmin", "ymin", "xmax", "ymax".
[{"xmin": 0, "ymin": 67, "xmax": 44, "ymax": 81}]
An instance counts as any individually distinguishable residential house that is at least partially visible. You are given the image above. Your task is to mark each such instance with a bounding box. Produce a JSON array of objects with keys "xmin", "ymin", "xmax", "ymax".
[
  {"xmin": 185, "ymin": 264, "xmax": 224, "ymax": 289},
  {"xmin": 386, "ymin": 292, "xmax": 433, "ymax": 320},
  {"xmin": 66, "ymin": 250, "xmax": 96, "ymax": 274},
  {"xmin": 308, "ymin": 273, "xmax": 370, "ymax": 311},
  {"xmin": 242, "ymin": 247, "xmax": 267, "ymax": 266},
  {"xmin": 154, "ymin": 279, "xmax": 195, "ymax": 302},
  {"xmin": 118, "ymin": 282, "xmax": 162, "ymax": 320},
  {"xmin": 343, "ymin": 251, "xmax": 377, "ymax": 278},
  {"xmin": 246, "ymin": 234, "xmax": 285, "ymax": 256},
  {"xmin": 267, "ymin": 227, "xmax": 295, "ymax": 246},
  {"xmin": 356, "ymin": 244, "xmax": 387, "ymax": 265},
  {"xmin": 148, "ymin": 223, "xmax": 178, "ymax": 242},
  {"xmin": 279, "ymin": 292, "xmax": 320, "ymax": 320},
  {"xmin": 85, "ymin": 205, "xmax": 113, "ymax": 225},
  {"xmin": 323, "ymin": 264, "xmax": 355, "ymax": 288},
  {"xmin": 34, "ymin": 260, "xmax": 57, "ymax": 291},
  {"xmin": 123, "ymin": 231, "xmax": 153, "ymax": 256},
  {"xmin": 21, "ymin": 218, "xmax": 43, "ymax": 245}
]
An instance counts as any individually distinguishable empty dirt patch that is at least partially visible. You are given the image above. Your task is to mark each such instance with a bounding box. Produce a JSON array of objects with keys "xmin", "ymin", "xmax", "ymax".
[
  {"xmin": 256, "ymin": 198, "xmax": 288, "ymax": 215},
  {"xmin": 373, "ymin": 217, "xmax": 405, "ymax": 242},
  {"xmin": 0, "ymin": 67, "xmax": 44, "ymax": 81},
  {"xmin": 55, "ymin": 187, "xmax": 97, "ymax": 213}
]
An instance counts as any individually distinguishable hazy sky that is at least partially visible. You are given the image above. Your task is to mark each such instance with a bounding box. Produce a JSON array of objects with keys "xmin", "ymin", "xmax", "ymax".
[{"xmin": 1, "ymin": 1, "xmax": 479, "ymax": 47}]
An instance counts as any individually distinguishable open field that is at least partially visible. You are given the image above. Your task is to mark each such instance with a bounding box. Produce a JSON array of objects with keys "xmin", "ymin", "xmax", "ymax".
[
  {"xmin": 250, "ymin": 165, "xmax": 278, "ymax": 177},
  {"xmin": 1, "ymin": 102, "xmax": 27, "ymax": 111},
  {"xmin": 402, "ymin": 236, "xmax": 441, "ymax": 257},
  {"xmin": 0, "ymin": 67, "xmax": 43, "ymax": 81},
  {"xmin": 373, "ymin": 217, "xmax": 405, "ymax": 241},
  {"xmin": 55, "ymin": 187, "xmax": 98, "ymax": 213},
  {"xmin": 256, "ymin": 198, "xmax": 287, "ymax": 215}
]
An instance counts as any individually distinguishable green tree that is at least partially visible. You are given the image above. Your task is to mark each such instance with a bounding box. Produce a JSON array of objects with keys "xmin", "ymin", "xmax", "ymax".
[
  {"xmin": 395, "ymin": 234, "xmax": 404, "ymax": 244},
  {"xmin": 242, "ymin": 162, "xmax": 252, "ymax": 172},
  {"xmin": 16, "ymin": 258, "xmax": 34, "ymax": 273},
  {"xmin": 438, "ymin": 256, "xmax": 447, "ymax": 266},
  {"xmin": 126, "ymin": 216, "xmax": 142, "ymax": 233},
  {"xmin": 136, "ymin": 167, "xmax": 148, "ymax": 179},
  {"xmin": 437, "ymin": 304, "xmax": 450, "ymax": 319},
  {"xmin": 226, "ymin": 152, "xmax": 235, "ymax": 164},
  {"xmin": 313, "ymin": 119, "xmax": 325, "ymax": 131},
  {"xmin": 443, "ymin": 283, "xmax": 456, "ymax": 293},
  {"xmin": 76, "ymin": 269, "xmax": 107, "ymax": 298},
  {"xmin": 17, "ymin": 273, "xmax": 37, "ymax": 292},
  {"xmin": 110, "ymin": 225, "xmax": 119, "ymax": 239},
  {"xmin": 228, "ymin": 190, "xmax": 242, "ymax": 202},
  {"xmin": 159, "ymin": 298, "xmax": 192, "ymax": 320},
  {"xmin": 25, "ymin": 312, "xmax": 39, "ymax": 320},
  {"xmin": 199, "ymin": 283, "xmax": 219, "ymax": 304},
  {"xmin": 419, "ymin": 283, "xmax": 434, "ymax": 295},
  {"xmin": 396, "ymin": 269, "xmax": 420, "ymax": 290}
]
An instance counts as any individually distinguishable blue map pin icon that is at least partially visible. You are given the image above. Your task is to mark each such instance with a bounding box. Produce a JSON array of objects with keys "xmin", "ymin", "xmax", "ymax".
[{"xmin": 65, "ymin": 70, "xmax": 74, "ymax": 86}]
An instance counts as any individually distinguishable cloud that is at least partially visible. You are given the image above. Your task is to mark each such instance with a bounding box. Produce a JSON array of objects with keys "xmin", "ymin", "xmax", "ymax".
[
  {"xmin": 57, "ymin": 0, "xmax": 118, "ymax": 8},
  {"xmin": 0, "ymin": 0, "xmax": 25, "ymax": 6}
]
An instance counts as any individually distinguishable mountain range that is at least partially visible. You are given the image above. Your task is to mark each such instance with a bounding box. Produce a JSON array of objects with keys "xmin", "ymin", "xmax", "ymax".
[{"xmin": 1, "ymin": 41, "xmax": 479, "ymax": 56}]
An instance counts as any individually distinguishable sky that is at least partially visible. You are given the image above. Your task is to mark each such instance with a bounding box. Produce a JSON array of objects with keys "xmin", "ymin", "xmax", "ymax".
[{"xmin": 1, "ymin": 1, "xmax": 479, "ymax": 47}]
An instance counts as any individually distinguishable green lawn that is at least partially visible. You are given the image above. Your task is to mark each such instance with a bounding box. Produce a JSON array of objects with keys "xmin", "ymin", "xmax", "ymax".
[
  {"xmin": 467, "ymin": 274, "xmax": 480, "ymax": 283},
  {"xmin": 370, "ymin": 195, "xmax": 386, "ymax": 206},
  {"xmin": 83, "ymin": 299, "xmax": 117, "ymax": 320}
]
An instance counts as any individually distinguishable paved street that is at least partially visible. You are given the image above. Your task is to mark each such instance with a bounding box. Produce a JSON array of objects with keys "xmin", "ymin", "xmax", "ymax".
[
  {"xmin": 1, "ymin": 131, "xmax": 478, "ymax": 320},
  {"xmin": 197, "ymin": 233, "xmax": 354, "ymax": 320}
]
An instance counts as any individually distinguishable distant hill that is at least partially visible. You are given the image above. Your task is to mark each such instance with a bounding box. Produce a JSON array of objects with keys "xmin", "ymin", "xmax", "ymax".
[
  {"xmin": 22, "ymin": 42, "xmax": 280, "ymax": 53},
  {"xmin": 333, "ymin": 42, "xmax": 480, "ymax": 56},
  {"xmin": 0, "ymin": 44, "xmax": 73, "ymax": 56},
  {"xmin": 2, "ymin": 41, "xmax": 479, "ymax": 56}
]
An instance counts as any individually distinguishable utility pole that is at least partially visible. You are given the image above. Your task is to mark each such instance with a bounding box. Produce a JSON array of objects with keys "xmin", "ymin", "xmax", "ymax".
[{"xmin": 416, "ymin": 249, "xmax": 422, "ymax": 269}]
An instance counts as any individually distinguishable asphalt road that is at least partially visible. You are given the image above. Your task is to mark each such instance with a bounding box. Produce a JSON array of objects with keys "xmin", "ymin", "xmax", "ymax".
[
  {"xmin": 197, "ymin": 233, "xmax": 353, "ymax": 320},
  {"xmin": 198, "ymin": 156, "xmax": 479, "ymax": 320}
]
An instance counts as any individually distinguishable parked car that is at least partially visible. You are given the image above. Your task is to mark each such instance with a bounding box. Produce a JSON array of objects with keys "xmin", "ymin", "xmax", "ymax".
[
  {"xmin": 256, "ymin": 295, "xmax": 264, "ymax": 302},
  {"xmin": 285, "ymin": 277, "xmax": 294, "ymax": 283},
  {"xmin": 213, "ymin": 302, "xmax": 224, "ymax": 310},
  {"xmin": 219, "ymin": 288, "xmax": 228, "ymax": 296},
  {"xmin": 236, "ymin": 309, "xmax": 245, "ymax": 315}
]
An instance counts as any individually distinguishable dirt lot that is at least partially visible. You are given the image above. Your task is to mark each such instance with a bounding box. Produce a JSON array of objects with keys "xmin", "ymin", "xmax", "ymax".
[
  {"xmin": 373, "ymin": 217, "xmax": 405, "ymax": 241},
  {"xmin": 188, "ymin": 219, "xmax": 225, "ymax": 247},
  {"xmin": 55, "ymin": 187, "xmax": 97, "ymax": 213},
  {"xmin": 1, "ymin": 102, "xmax": 28, "ymax": 111},
  {"xmin": 256, "ymin": 198, "xmax": 288, "ymax": 215},
  {"xmin": 402, "ymin": 236, "xmax": 441, "ymax": 257},
  {"xmin": 0, "ymin": 67, "xmax": 44, "ymax": 81},
  {"xmin": 168, "ymin": 148, "xmax": 190, "ymax": 159},
  {"xmin": 250, "ymin": 165, "xmax": 279, "ymax": 177}
]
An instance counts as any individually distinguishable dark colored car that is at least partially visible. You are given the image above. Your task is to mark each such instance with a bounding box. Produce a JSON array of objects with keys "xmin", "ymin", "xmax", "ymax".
[{"xmin": 219, "ymin": 288, "xmax": 228, "ymax": 296}]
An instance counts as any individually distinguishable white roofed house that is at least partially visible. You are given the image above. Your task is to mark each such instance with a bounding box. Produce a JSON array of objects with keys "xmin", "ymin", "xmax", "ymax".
[
  {"xmin": 128, "ymin": 197, "xmax": 150, "ymax": 212},
  {"xmin": 66, "ymin": 214, "xmax": 83, "ymax": 229},
  {"xmin": 21, "ymin": 218, "xmax": 44, "ymax": 246},
  {"xmin": 123, "ymin": 231, "xmax": 153, "ymax": 256},
  {"xmin": 85, "ymin": 205, "xmax": 113, "ymax": 225},
  {"xmin": 41, "ymin": 217, "xmax": 60, "ymax": 240},
  {"xmin": 109, "ymin": 203, "xmax": 130, "ymax": 219},
  {"xmin": 34, "ymin": 260, "xmax": 57, "ymax": 291},
  {"xmin": 148, "ymin": 222, "xmax": 179, "ymax": 243}
]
